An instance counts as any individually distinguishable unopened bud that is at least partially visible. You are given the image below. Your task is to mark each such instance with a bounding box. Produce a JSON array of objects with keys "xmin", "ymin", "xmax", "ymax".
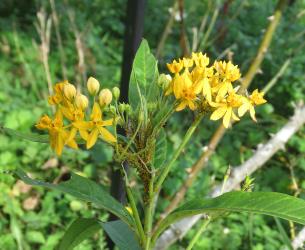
[
  {"xmin": 109, "ymin": 105, "xmax": 116, "ymax": 114},
  {"xmin": 63, "ymin": 83, "xmax": 76, "ymax": 100},
  {"xmin": 158, "ymin": 74, "xmax": 172, "ymax": 88},
  {"xmin": 75, "ymin": 94, "xmax": 89, "ymax": 110},
  {"xmin": 99, "ymin": 89, "xmax": 112, "ymax": 106},
  {"xmin": 112, "ymin": 87, "xmax": 120, "ymax": 100},
  {"xmin": 138, "ymin": 110, "xmax": 144, "ymax": 122},
  {"xmin": 87, "ymin": 77, "xmax": 100, "ymax": 95},
  {"xmin": 118, "ymin": 103, "xmax": 125, "ymax": 114},
  {"xmin": 125, "ymin": 104, "xmax": 131, "ymax": 114}
]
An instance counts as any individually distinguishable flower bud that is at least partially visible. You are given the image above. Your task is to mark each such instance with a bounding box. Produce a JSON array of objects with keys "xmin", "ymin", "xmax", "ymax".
[
  {"xmin": 109, "ymin": 105, "xmax": 116, "ymax": 114},
  {"xmin": 158, "ymin": 74, "xmax": 172, "ymax": 89},
  {"xmin": 125, "ymin": 104, "xmax": 131, "ymax": 114},
  {"xmin": 118, "ymin": 103, "xmax": 125, "ymax": 114},
  {"xmin": 75, "ymin": 94, "xmax": 89, "ymax": 110},
  {"xmin": 99, "ymin": 89, "xmax": 112, "ymax": 106},
  {"xmin": 63, "ymin": 83, "xmax": 76, "ymax": 100},
  {"xmin": 112, "ymin": 87, "xmax": 120, "ymax": 100},
  {"xmin": 138, "ymin": 110, "xmax": 144, "ymax": 122},
  {"xmin": 87, "ymin": 77, "xmax": 100, "ymax": 95}
]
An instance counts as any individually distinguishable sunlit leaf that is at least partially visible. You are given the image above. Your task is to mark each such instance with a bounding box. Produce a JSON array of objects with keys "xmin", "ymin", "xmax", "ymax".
[{"xmin": 154, "ymin": 191, "xmax": 305, "ymax": 239}]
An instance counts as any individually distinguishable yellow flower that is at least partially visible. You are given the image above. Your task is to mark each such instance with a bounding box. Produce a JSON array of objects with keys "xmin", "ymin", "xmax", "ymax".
[
  {"xmin": 192, "ymin": 52, "xmax": 209, "ymax": 67},
  {"xmin": 210, "ymin": 91, "xmax": 243, "ymax": 128},
  {"xmin": 173, "ymin": 72, "xmax": 203, "ymax": 111},
  {"xmin": 166, "ymin": 59, "xmax": 183, "ymax": 74},
  {"xmin": 48, "ymin": 80, "xmax": 70, "ymax": 106},
  {"xmin": 249, "ymin": 89, "xmax": 267, "ymax": 105},
  {"xmin": 213, "ymin": 61, "xmax": 241, "ymax": 82},
  {"xmin": 238, "ymin": 89, "xmax": 267, "ymax": 121},
  {"xmin": 36, "ymin": 111, "xmax": 78, "ymax": 155},
  {"xmin": 73, "ymin": 102, "xmax": 116, "ymax": 149}
]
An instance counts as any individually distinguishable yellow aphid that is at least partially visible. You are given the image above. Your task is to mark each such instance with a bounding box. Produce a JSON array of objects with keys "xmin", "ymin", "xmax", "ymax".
[{"xmin": 125, "ymin": 206, "xmax": 133, "ymax": 215}]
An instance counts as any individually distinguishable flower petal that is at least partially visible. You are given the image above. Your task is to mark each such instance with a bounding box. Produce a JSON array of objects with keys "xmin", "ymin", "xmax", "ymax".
[
  {"xmin": 238, "ymin": 103, "xmax": 249, "ymax": 117},
  {"xmin": 91, "ymin": 102, "xmax": 102, "ymax": 121},
  {"xmin": 223, "ymin": 107, "xmax": 232, "ymax": 128},
  {"xmin": 79, "ymin": 129, "xmax": 89, "ymax": 140},
  {"xmin": 73, "ymin": 121, "xmax": 92, "ymax": 130},
  {"xmin": 250, "ymin": 106, "xmax": 257, "ymax": 122},
  {"xmin": 210, "ymin": 106, "xmax": 227, "ymax": 120},
  {"xmin": 176, "ymin": 100, "xmax": 187, "ymax": 111},
  {"xmin": 98, "ymin": 127, "xmax": 116, "ymax": 143},
  {"xmin": 101, "ymin": 119, "xmax": 114, "ymax": 126},
  {"xmin": 86, "ymin": 128, "xmax": 99, "ymax": 149}
]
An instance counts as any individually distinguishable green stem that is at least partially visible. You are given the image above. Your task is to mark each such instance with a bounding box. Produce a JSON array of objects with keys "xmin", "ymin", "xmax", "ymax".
[
  {"xmin": 126, "ymin": 186, "xmax": 146, "ymax": 246},
  {"xmin": 186, "ymin": 218, "xmax": 211, "ymax": 250},
  {"xmin": 144, "ymin": 175, "xmax": 154, "ymax": 250},
  {"xmin": 154, "ymin": 114, "xmax": 204, "ymax": 193}
]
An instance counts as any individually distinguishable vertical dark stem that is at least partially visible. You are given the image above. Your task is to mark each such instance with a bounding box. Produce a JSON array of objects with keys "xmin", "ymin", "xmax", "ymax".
[{"xmin": 107, "ymin": 0, "xmax": 146, "ymax": 248}]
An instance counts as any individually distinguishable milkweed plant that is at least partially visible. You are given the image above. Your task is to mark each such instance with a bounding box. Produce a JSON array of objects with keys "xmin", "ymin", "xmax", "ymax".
[{"xmin": 5, "ymin": 40, "xmax": 305, "ymax": 250}]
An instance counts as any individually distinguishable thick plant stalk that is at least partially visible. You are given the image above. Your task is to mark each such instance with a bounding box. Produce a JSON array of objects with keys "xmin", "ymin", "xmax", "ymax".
[
  {"xmin": 50, "ymin": 0, "xmax": 67, "ymax": 79},
  {"xmin": 36, "ymin": 9, "xmax": 53, "ymax": 96},
  {"xmin": 155, "ymin": 103, "xmax": 305, "ymax": 250},
  {"xmin": 153, "ymin": 0, "xmax": 287, "ymax": 231},
  {"xmin": 239, "ymin": 0, "xmax": 287, "ymax": 92},
  {"xmin": 67, "ymin": 8, "xmax": 87, "ymax": 89},
  {"xmin": 156, "ymin": 0, "xmax": 178, "ymax": 59}
]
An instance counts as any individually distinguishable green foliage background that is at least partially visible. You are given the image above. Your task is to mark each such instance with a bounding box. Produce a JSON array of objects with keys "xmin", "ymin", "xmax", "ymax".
[{"xmin": 0, "ymin": 0, "xmax": 304, "ymax": 249}]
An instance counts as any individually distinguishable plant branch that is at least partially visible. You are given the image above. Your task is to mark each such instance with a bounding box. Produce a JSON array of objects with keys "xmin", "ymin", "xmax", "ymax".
[
  {"xmin": 49, "ymin": 0, "xmax": 67, "ymax": 79},
  {"xmin": 153, "ymin": 0, "xmax": 287, "ymax": 233},
  {"xmin": 154, "ymin": 114, "xmax": 204, "ymax": 193},
  {"xmin": 239, "ymin": 0, "xmax": 287, "ymax": 93},
  {"xmin": 155, "ymin": 103, "xmax": 305, "ymax": 250},
  {"xmin": 156, "ymin": 0, "xmax": 178, "ymax": 59}
]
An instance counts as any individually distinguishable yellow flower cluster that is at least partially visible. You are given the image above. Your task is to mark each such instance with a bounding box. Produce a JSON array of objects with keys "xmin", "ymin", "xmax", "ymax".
[
  {"xmin": 36, "ymin": 77, "xmax": 116, "ymax": 155},
  {"xmin": 165, "ymin": 53, "xmax": 267, "ymax": 128}
]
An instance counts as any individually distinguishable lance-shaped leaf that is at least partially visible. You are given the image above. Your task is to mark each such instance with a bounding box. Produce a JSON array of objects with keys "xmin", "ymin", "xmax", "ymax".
[
  {"xmin": 153, "ymin": 191, "xmax": 305, "ymax": 240},
  {"xmin": 1, "ymin": 126, "xmax": 85, "ymax": 144},
  {"xmin": 1, "ymin": 126, "xmax": 49, "ymax": 143},
  {"xmin": 57, "ymin": 218, "xmax": 102, "ymax": 250},
  {"xmin": 129, "ymin": 39, "xmax": 159, "ymax": 109},
  {"xmin": 15, "ymin": 168, "xmax": 134, "ymax": 227},
  {"xmin": 57, "ymin": 219, "xmax": 141, "ymax": 250},
  {"xmin": 102, "ymin": 220, "xmax": 141, "ymax": 250}
]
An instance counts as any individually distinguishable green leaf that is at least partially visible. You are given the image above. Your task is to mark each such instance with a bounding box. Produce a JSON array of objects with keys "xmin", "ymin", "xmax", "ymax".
[
  {"xmin": 153, "ymin": 128, "xmax": 167, "ymax": 168},
  {"xmin": 102, "ymin": 220, "xmax": 141, "ymax": 250},
  {"xmin": 15, "ymin": 168, "xmax": 134, "ymax": 227},
  {"xmin": 129, "ymin": 39, "xmax": 159, "ymax": 109},
  {"xmin": 1, "ymin": 126, "xmax": 49, "ymax": 143},
  {"xmin": 1, "ymin": 126, "xmax": 85, "ymax": 144},
  {"xmin": 57, "ymin": 218, "xmax": 101, "ymax": 250},
  {"xmin": 154, "ymin": 191, "xmax": 305, "ymax": 239}
]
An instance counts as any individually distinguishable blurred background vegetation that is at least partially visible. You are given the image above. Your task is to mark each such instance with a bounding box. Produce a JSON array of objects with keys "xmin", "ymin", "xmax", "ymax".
[{"xmin": 0, "ymin": 0, "xmax": 304, "ymax": 249}]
